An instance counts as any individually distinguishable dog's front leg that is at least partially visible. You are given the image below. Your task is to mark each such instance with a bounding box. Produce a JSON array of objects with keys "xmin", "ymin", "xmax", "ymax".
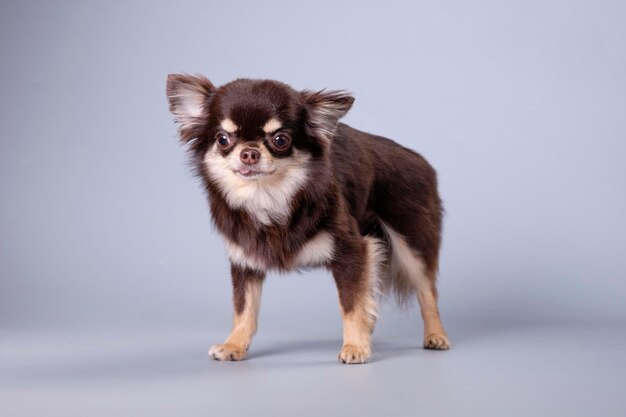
[
  {"xmin": 332, "ymin": 236, "xmax": 381, "ymax": 364},
  {"xmin": 209, "ymin": 265, "xmax": 265, "ymax": 361}
]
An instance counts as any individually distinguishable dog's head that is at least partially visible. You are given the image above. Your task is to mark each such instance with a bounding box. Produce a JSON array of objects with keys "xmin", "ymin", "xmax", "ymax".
[{"xmin": 166, "ymin": 75, "xmax": 353, "ymax": 223}]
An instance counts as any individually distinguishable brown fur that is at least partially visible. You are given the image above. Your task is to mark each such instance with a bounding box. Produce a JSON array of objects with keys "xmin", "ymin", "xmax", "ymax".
[
  {"xmin": 231, "ymin": 265, "xmax": 264, "ymax": 315},
  {"xmin": 166, "ymin": 74, "xmax": 450, "ymax": 363}
]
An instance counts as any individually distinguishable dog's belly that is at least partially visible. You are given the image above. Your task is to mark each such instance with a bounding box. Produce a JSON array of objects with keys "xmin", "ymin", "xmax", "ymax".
[{"xmin": 224, "ymin": 231, "xmax": 335, "ymax": 272}]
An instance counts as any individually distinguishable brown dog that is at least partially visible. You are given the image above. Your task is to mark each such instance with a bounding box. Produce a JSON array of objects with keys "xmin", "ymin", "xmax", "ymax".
[{"xmin": 166, "ymin": 75, "xmax": 450, "ymax": 363}]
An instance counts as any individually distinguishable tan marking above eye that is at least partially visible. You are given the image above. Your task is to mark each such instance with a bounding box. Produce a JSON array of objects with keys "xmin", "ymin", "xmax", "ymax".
[
  {"xmin": 262, "ymin": 118, "xmax": 282, "ymax": 134},
  {"xmin": 221, "ymin": 118, "xmax": 238, "ymax": 133}
]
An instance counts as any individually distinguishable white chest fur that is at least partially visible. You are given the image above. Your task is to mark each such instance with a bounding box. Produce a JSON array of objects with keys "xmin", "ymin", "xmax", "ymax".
[
  {"xmin": 293, "ymin": 231, "xmax": 335, "ymax": 267},
  {"xmin": 224, "ymin": 231, "xmax": 335, "ymax": 272}
]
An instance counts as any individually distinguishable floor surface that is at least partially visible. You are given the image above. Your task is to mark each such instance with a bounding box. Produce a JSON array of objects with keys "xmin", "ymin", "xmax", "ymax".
[{"xmin": 2, "ymin": 322, "xmax": 625, "ymax": 417}]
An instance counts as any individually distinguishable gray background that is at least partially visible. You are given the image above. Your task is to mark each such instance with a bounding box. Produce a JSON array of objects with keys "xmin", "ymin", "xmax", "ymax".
[{"xmin": 1, "ymin": 1, "xmax": 625, "ymax": 416}]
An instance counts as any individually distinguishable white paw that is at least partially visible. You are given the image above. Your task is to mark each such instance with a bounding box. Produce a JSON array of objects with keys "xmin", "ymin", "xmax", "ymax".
[
  {"xmin": 423, "ymin": 332, "xmax": 451, "ymax": 350},
  {"xmin": 338, "ymin": 344, "xmax": 371, "ymax": 364},
  {"xmin": 208, "ymin": 343, "xmax": 247, "ymax": 361}
]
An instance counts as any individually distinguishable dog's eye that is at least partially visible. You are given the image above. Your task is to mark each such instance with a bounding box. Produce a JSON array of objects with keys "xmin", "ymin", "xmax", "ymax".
[
  {"xmin": 216, "ymin": 134, "xmax": 231, "ymax": 149},
  {"xmin": 272, "ymin": 134, "xmax": 291, "ymax": 151}
]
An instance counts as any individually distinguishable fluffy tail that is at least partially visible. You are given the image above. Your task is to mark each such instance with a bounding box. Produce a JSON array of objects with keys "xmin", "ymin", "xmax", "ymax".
[{"xmin": 378, "ymin": 222, "xmax": 436, "ymax": 306}]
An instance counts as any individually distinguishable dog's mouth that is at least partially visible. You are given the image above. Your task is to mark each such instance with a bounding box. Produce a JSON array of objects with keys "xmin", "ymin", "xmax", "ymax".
[{"xmin": 234, "ymin": 167, "xmax": 274, "ymax": 178}]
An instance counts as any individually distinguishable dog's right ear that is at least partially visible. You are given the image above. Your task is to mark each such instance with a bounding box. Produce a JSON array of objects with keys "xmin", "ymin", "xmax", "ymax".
[{"xmin": 166, "ymin": 74, "xmax": 216, "ymax": 142}]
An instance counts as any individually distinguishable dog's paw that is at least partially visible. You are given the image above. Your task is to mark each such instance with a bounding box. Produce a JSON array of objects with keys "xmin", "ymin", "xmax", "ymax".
[
  {"xmin": 423, "ymin": 332, "xmax": 451, "ymax": 350},
  {"xmin": 338, "ymin": 344, "xmax": 371, "ymax": 364},
  {"xmin": 208, "ymin": 343, "xmax": 247, "ymax": 361}
]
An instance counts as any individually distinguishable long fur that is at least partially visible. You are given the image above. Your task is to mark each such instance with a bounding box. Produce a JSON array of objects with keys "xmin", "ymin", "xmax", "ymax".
[{"xmin": 166, "ymin": 74, "xmax": 450, "ymax": 361}]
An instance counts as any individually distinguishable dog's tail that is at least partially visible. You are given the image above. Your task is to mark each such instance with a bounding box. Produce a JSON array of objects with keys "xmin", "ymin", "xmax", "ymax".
[{"xmin": 377, "ymin": 221, "xmax": 438, "ymax": 306}]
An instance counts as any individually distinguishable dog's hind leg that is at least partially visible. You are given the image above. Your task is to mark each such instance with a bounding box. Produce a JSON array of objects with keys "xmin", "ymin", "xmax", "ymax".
[
  {"xmin": 416, "ymin": 267, "xmax": 450, "ymax": 350},
  {"xmin": 382, "ymin": 223, "xmax": 450, "ymax": 350}
]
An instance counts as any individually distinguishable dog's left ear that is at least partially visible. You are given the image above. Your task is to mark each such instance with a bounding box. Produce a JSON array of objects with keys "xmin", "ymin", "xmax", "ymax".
[
  {"xmin": 166, "ymin": 74, "xmax": 216, "ymax": 142},
  {"xmin": 301, "ymin": 89, "xmax": 354, "ymax": 142}
]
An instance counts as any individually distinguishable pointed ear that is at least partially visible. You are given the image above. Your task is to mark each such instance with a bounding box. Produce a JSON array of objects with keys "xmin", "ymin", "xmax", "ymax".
[
  {"xmin": 166, "ymin": 74, "xmax": 216, "ymax": 142},
  {"xmin": 301, "ymin": 89, "xmax": 354, "ymax": 142}
]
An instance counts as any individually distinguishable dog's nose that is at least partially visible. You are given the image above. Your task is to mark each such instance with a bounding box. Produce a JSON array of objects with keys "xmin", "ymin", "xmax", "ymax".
[{"xmin": 240, "ymin": 148, "xmax": 260, "ymax": 165}]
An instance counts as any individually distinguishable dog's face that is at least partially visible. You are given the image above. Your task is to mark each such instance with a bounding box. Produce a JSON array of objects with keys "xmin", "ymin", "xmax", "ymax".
[{"xmin": 166, "ymin": 75, "xmax": 354, "ymax": 223}]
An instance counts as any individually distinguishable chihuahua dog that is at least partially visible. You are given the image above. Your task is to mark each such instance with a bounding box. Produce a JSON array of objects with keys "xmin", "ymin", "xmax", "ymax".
[{"xmin": 166, "ymin": 74, "xmax": 450, "ymax": 364}]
